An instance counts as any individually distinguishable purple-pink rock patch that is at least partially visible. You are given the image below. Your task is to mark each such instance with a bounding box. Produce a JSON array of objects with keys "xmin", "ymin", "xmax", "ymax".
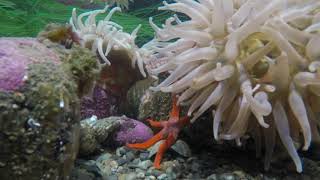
[
  {"xmin": 80, "ymin": 85, "xmax": 119, "ymax": 119},
  {"xmin": 114, "ymin": 117, "xmax": 153, "ymax": 145},
  {"xmin": 0, "ymin": 38, "xmax": 60, "ymax": 92}
]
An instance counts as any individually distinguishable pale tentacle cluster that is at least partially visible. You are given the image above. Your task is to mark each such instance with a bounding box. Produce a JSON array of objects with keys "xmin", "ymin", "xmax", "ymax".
[
  {"xmin": 144, "ymin": 0, "xmax": 320, "ymax": 172},
  {"xmin": 70, "ymin": 5, "xmax": 146, "ymax": 77}
]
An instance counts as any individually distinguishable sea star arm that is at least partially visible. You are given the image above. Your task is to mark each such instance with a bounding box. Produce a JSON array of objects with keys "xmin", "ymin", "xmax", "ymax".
[
  {"xmin": 178, "ymin": 116, "xmax": 190, "ymax": 126},
  {"xmin": 127, "ymin": 95, "xmax": 189, "ymax": 169},
  {"xmin": 147, "ymin": 119, "xmax": 164, "ymax": 128},
  {"xmin": 154, "ymin": 133, "xmax": 176, "ymax": 169},
  {"xmin": 169, "ymin": 95, "xmax": 180, "ymax": 118},
  {"xmin": 126, "ymin": 131, "xmax": 164, "ymax": 149}
]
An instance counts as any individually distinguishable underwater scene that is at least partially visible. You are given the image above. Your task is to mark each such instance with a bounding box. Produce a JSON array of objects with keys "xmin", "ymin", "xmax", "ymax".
[{"xmin": 1, "ymin": 0, "xmax": 320, "ymax": 179}]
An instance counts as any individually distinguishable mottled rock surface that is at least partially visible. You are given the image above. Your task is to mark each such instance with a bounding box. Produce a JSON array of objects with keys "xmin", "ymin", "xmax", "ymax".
[
  {"xmin": 79, "ymin": 116, "xmax": 153, "ymax": 155},
  {"xmin": 80, "ymin": 86, "xmax": 119, "ymax": 120},
  {"xmin": 71, "ymin": 144, "xmax": 320, "ymax": 180},
  {"xmin": 0, "ymin": 37, "xmax": 98, "ymax": 179},
  {"xmin": 114, "ymin": 116, "xmax": 153, "ymax": 146},
  {"xmin": 0, "ymin": 38, "xmax": 60, "ymax": 92},
  {"xmin": 126, "ymin": 77, "xmax": 172, "ymax": 121}
]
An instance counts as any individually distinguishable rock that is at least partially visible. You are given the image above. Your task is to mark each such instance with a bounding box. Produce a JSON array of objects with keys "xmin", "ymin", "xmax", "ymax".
[
  {"xmin": 137, "ymin": 160, "xmax": 153, "ymax": 170},
  {"xmin": 207, "ymin": 174, "xmax": 218, "ymax": 180},
  {"xmin": 147, "ymin": 141, "xmax": 164, "ymax": 158},
  {"xmin": 114, "ymin": 116, "xmax": 153, "ymax": 146},
  {"xmin": 218, "ymin": 173, "xmax": 236, "ymax": 180},
  {"xmin": 71, "ymin": 160, "xmax": 103, "ymax": 180},
  {"xmin": 80, "ymin": 85, "xmax": 119, "ymax": 120},
  {"xmin": 124, "ymin": 151, "xmax": 136, "ymax": 161},
  {"xmin": 80, "ymin": 116, "xmax": 153, "ymax": 154},
  {"xmin": 125, "ymin": 77, "xmax": 157, "ymax": 118},
  {"xmin": 190, "ymin": 162, "xmax": 201, "ymax": 172},
  {"xmin": 79, "ymin": 116, "xmax": 121, "ymax": 155},
  {"xmin": 139, "ymin": 152, "xmax": 150, "ymax": 161},
  {"xmin": 147, "ymin": 139, "xmax": 191, "ymax": 159},
  {"xmin": 71, "ymin": 169, "xmax": 95, "ymax": 180},
  {"xmin": 79, "ymin": 120, "xmax": 99, "ymax": 156},
  {"xmin": 98, "ymin": 48, "xmax": 144, "ymax": 99},
  {"xmin": 0, "ymin": 38, "xmax": 95, "ymax": 179},
  {"xmin": 146, "ymin": 175, "xmax": 157, "ymax": 180},
  {"xmin": 180, "ymin": 114, "xmax": 214, "ymax": 150},
  {"xmin": 125, "ymin": 77, "xmax": 173, "ymax": 121},
  {"xmin": 136, "ymin": 171, "xmax": 146, "ymax": 178},
  {"xmin": 157, "ymin": 173, "xmax": 168, "ymax": 180},
  {"xmin": 148, "ymin": 168, "xmax": 163, "ymax": 177},
  {"xmin": 116, "ymin": 158, "xmax": 128, "ymax": 166},
  {"xmin": 96, "ymin": 153, "xmax": 116, "ymax": 177},
  {"xmin": 171, "ymin": 140, "xmax": 192, "ymax": 157},
  {"xmin": 96, "ymin": 153, "xmax": 113, "ymax": 164},
  {"xmin": 116, "ymin": 146, "xmax": 127, "ymax": 157},
  {"xmin": 118, "ymin": 172, "xmax": 137, "ymax": 180},
  {"xmin": 138, "ymin": 89, "xmax": 172, "ymax": 121},
  {"xmin": 0, "ymin": 38, "xmax": 60, "ymax": 92}
]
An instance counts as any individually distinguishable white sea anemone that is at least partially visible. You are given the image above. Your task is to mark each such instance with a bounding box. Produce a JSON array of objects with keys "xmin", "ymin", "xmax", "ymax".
[
  {"xmin": 69, "ymin": 5, "xmax": 146, "ymax": 77},
  {"xmin": 144, "ymin": 0, "xmax": 320, "ymax": 172}
]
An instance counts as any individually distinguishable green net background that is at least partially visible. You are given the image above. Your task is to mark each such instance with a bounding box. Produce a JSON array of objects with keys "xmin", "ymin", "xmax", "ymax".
[{"xmin": 0, "ymin": 0, "xmax": 173, "ymax": 45}]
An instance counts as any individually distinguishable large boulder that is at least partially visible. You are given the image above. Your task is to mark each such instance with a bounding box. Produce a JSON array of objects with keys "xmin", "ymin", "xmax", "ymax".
[{"xmin": 0, "ymin": 37, "xmax": 98, "ymax": 179}]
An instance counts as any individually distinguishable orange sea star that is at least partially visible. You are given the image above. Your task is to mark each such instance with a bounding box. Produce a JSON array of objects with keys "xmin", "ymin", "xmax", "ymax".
[{"xmin": 126, "ymin": 95, "xmax": 189, "ymax": 169}]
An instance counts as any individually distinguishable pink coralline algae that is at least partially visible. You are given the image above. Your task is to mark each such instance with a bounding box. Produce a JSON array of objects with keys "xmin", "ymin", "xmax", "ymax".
[
  {"xmin": 114, "ymin": 117, "xmax": 153, "ymax": 145},
  {"xmin": 0, "ymin": 38, "xmax": 60, "ymax": 92},
  {"xmin": 80, "ymin": 85, "xmax": 119, "ymax": 119}
]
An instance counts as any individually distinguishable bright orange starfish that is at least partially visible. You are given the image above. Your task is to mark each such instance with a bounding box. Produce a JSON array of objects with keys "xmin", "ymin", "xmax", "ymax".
[{"xmin": 126, "ymin": 95, "xmax": 189, "ymax": 169}]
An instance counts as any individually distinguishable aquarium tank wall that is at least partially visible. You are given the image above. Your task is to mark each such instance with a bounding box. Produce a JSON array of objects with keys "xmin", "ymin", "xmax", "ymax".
[{"xmin": 1, "ymin": 0, "xmax": 320, "ymax": 180}]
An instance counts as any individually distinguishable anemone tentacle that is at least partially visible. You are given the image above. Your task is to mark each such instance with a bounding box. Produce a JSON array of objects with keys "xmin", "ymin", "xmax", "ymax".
[
  {"xmin": 142, "ymin": 0, "xmax": 320, "ymax": 172},
  {"xmin": 70, "ymin": 5, "xmax": 146, "ymax": 77}
]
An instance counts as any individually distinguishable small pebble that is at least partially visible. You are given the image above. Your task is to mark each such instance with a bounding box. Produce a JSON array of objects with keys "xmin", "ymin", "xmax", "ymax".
[
  {"xmin": 139, "ymin": 152, "xmax": 150, "ymax": 161},
  {"xmin": 136, "ymin": 172, "xmax": 145, "ymax": 179},
  {"xmin": 96, "ymin": 153, "xmax": 112, "ymax": 164},
  {"xmin": 132, "ymin": 158, "xmax": 140, "ymax": 164},
  {"xmin": 191, "ymin": 162, "xmax": 200, "ymax": 172},
  {"xmin": 116, "ymin": 147, "xmax": 127, "ymax": 157},
  {"xmin": 125, "ymin": 151, "xmax": 135, "ymax": 161},
  {"xmin": 106, "ymin": 175, "xmax": 118, "ymax": 180},
  {"xmin": 137, "ymin": 160, "xmax": 153, "ymax": 170},
  {"xmin": 207, "ymin": 174, "xmax": 217, "ymax": 180},
  {"xmin": 218, "ymin": 173, "xmax": 236, "ymax": 180},
  {"xmin": 116, "ymin": 158, "xmax": 127, "ymax": 166},
  {"xmin": 119, "ymin": 173, "xmax": 136, "ymax": 180},
  {"xmin": 110, "ymin": 160, "xmax": 118, "ymax": 168},
  {"xmin": 116, "ymin": 166, "xmax": 124, "ymax": 173},
  {"xmin": 166, "ymin": 166, "xmax": 174, "ymax": 174},
  {"xmin": 146, "ymin": 175, "xmax": 156, "ymax": 180},
  {"xmin": 148, "ymin": 168, "xmax": 163, "ymax": 177},
  {"xmin": 157, "ymin": 173, "xmax": 168, "ymax": 180}
]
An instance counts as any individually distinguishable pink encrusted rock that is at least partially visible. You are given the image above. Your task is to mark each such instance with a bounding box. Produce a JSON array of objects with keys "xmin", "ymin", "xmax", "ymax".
[
  {"xmin": 114, "ymin": 117, "xmax": 153, "ymax": 145},
  {"xmin": 0, "ymin": 38, "xmax": 60, "ymax": 92},
  {"xmin": 80, "ymin": 85, "xmax": 120, "ymax": 120}
]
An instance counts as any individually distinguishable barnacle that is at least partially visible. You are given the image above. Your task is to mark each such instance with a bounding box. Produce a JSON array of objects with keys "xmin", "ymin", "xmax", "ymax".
[
  {"xmin": 143, "ymin": 0, "xmax": 320, "ymax": 172},
  {"xmin": 69, "ymin": 5, "xmax": 146, "ymax": 77}
]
